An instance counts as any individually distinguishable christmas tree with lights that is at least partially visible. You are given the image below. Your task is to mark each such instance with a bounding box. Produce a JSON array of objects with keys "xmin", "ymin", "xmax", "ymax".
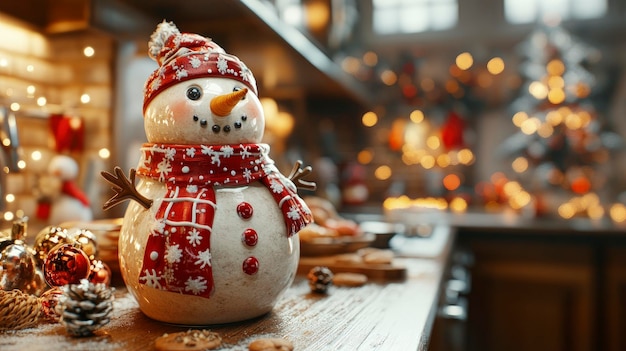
[{"xmin": 498, "ymin": 22, "xmax": 622, "ymax": 219}]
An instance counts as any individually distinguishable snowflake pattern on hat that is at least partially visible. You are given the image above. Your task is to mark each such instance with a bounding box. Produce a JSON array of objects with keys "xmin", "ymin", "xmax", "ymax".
[{"xmin": 143, "ymin": 21, "xmax": 257, "ymax": 112}]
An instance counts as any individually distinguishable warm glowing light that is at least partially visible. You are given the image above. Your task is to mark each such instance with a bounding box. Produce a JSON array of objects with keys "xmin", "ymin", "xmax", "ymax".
[
  {"xmin": 574, "ymin": 82, "xmax": 591, "ymax": 98},
  {"xmin": 503, "ymin": 181, "xmax": 522, "ymax": 197},
  {"xmin": 305, "ymin": 1, "xmax": 330, "ymax": 31},
  {"xmin": 5, "ymin": 194, "xmax": 15, "ymax": 203},
  {"xmin": 509, "ymin": 191, "xmax": 531, "ymax": 209},
  {"xmin": 456, "ymin": 52, "xmax": 473, "ymax": 70},
  {"xmin": 450, "ymin": 197, "xmax": 467, "ymax": 213},
  {"xmin": 487, "ymin": 57, "xmax": 505, "ymax": 75},
  {"xmin": 357, "ymin": 149, "xmax": 373, "ymax": 164},
  {"xmin": 4, "ymin": 212, "xmax": 14, "ymax": 221},
  {"xmin": 426, "ymin": 135, "xmax": 440, "ymax": 150},
  {"xmin": 437, "ymin": 154, "xmax": 451, "ymax": 168},
  {"xmin": 363, "ymin": 51, "xmax": 378, "ymax": 66},
  {"xmin": 520, "ymin": 117, "xmax": 540, "ymax": 135},
  {"xmin": 537, "ymin": 123, "xmax": 554, "ymax": 138},
  {"xmin": 383, "ymin": 196, "xmax": 448, "ymax": 211},
  {"xmin": 362, "ymin": 111, "xmax": 378, "ymax": 127},
  {"xmin": 0, "ymin": 58, "xmax": 7, "ymax": 67},
  {"xmin": 512, "ymin": 111, "xmax": 528, "ymax": 127},
  {"xmin": 31, "ymin": 150, "xmax": 42, "ymax": 161},
  {"xmin": 558, "ymin": 203, "xmax": 576, "ymax": 219},
  {"xmin": 457, "ymin": 148, "xmax": 474, "ymax": 165},
  {"xmin": 374, "ymin": 165, "xmax": 392, "ymax": 180},
  {"xmin": 341, "ymin": 56, "xmax": 360, "ymax": 75},
  {"xmin": 99, "ymin": 148, "xmax": 111, "ymax": 159},
  {"xmin": 17, "ymin": 160, "xmax": 26, "ymax": 169},
  {"xmin": 443, "ymin": 174, "xmax": 461, "ymax": 191},
  {"xmin": 410, "ymin": 110, "xmax": 424, "ymax": 123},
  {"xmin": 564, "ymin": 112, "xmax": 583, "ymax": 130},
  {"xmin": 2, "ymin": 138, "xmax": 10, "ymax": 147},
  {"xmin": 529, "ymin": 81, "xmax": 548, "ymax": 99},
  {"xmin": 261, "ymin": 98, "xmax": 278, "ymax": 117},
  {"xmin": 546, "ymin": 59, "xmax": 565, "ymax": 76},
  {"xmin": 609, "ymin": 204, "xmax": 626, "ymax": 223},
  {"xmin": 420, "ymin": 155, "xmax": 435, "ymax": 169},
  {"xmin": 36, "ymin": 96, "xmax": 46, "ymax": 106},
  {"xmin": 512, "ymin": 157, "xmax": 528, "ymax": 173},
  {"xmin": 571, "ymin": 176, "xmax": 591, "ymax": 194},
  {"xmin": 26, "ymin": 65, "xmax": 34, "ymax": 72},
  {"xmin": 588, "ymin": 205, "xmax": 604, "ymax": 220},
  {"xmin": 80, "ymin": 93, "xmax": 90, "ymax": 104},
  {"xmin": 547, "ymin": 88, "xmax": 565, "ymax": 104},
  {"xmin": 83, "ymin": 46, "xmax": 95, "ymax": 57},
  {"xmin": 546, "ymin": 110, "xmax": 563, "ymax": 126},
  {"xmin": 380, "ymin": 69, "xmax": 397, "ymax": 86},
  {"xmin": 26, "ymin": 85, "xmax": 36, "ymax": 95},
  {"xmin": 547, "ymin": 75, "xmax": 564, "ymax": 89}
]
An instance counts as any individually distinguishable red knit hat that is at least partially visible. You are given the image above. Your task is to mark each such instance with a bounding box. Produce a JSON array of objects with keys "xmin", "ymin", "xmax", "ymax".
[{"xmin": 143, "ymin": 21, "xmax": 258, "ymax": 112}]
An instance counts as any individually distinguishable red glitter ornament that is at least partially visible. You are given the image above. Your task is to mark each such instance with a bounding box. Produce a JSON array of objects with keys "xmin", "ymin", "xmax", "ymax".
[
  {"xmin": 39, "ymin": 287, "xmax": 63, "ymax": 322},
  {"xmin": 88, "ymin": 259, "xmax": 112, "ymax": 286},
  {"xmin": 43, "ymin": 244, "xmax": 91, "ymax": 287}
]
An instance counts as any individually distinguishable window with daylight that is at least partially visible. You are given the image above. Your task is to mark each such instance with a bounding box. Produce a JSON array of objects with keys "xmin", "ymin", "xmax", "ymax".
[
  {"xmin": 504, "ymin": 0, "xmax": 608, "ymax": 24},
  {"xmin": 373, "ymin": 0, "xmax": 458, "ymax": 35}
]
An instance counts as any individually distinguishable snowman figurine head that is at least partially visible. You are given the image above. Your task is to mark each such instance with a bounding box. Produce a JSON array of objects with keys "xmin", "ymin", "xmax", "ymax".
[{"xmin": 143, "ymin": 21, "xmax": 264, "ymax": 146}]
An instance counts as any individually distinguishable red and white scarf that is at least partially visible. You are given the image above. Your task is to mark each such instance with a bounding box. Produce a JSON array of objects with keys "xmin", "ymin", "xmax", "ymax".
[{"xmin": 135, "ymin": 143, "xmax": 312, "ymax": 298}]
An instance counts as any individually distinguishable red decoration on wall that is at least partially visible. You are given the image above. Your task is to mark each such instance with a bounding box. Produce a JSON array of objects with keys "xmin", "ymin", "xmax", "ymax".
[
  {"xmin": 441, "ymin": 111, "xmax": 465, "ymax": 150},
  {"xmin": 49, "ymin": 114, "xmax": 85, "ymax": 152}
]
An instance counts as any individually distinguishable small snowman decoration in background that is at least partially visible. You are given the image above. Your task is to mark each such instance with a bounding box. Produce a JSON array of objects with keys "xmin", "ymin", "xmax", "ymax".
[
  {"xmin": 37, "ymin": 155, "xmax": 93, "ymax": 225},
  {"xmin": 102, "ymin": 21, "xmax": 315, "ymax": 325}
]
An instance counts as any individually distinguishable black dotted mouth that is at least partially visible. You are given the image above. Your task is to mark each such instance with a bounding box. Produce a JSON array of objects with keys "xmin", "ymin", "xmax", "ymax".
[
  {"xmin": 196, "ymin": 114, "xmax": 248, "ymax": 134},
  {"xmin": 193, "ymin": 115, "xmax": 208, "ymax": 127}
]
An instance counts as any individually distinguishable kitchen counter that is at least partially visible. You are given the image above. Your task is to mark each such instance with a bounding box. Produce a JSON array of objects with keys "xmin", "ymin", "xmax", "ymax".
[{"xmin": 0, "ymin": 226, "xmax": 455, "ymax": 351}]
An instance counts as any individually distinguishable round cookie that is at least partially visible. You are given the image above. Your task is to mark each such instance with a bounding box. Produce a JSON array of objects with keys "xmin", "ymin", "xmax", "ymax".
[
  {"xmin": 248, "ymin": 337, "xmax": 294, "ymax": 351},
  {"xmin": 333, "ymin": 272, "xmax": 368, "ymax": 287},
  {"xmin": 155, "ymin": 329, "xmax": 222, "ymax": 351}
]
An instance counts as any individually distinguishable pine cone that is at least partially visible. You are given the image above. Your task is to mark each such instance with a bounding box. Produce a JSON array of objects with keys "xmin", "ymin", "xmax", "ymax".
[
  {"xmin": 307, "ymin": 266, "xmax": 334, "ymax": 294},
  {"xmin": 59, "ymin": 279, "xmax": 114, "ymax": 337}
]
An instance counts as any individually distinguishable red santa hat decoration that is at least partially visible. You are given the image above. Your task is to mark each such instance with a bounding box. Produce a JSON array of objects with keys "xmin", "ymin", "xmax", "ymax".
[{"xmin": 143, "ymin": 21, "xmax": 258, "ymax": 112}]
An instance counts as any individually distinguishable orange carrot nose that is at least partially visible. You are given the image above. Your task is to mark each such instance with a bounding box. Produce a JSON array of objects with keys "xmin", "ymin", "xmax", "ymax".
[{"xmin": 210, "ymin": 88, "xmax": 248, "ymax": 117}]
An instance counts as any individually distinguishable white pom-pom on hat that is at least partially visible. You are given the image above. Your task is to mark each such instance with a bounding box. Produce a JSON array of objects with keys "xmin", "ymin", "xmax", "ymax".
[{"xmin": 148, "ymin": 20, "xmax": 180, "ymax": 63}]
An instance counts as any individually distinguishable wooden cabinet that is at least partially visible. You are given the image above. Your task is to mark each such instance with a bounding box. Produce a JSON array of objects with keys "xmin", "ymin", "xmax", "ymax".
[
  {"xmin": 457, "ymin": 228, "xmax": 626, "ymax": 351},
  {"xmin": 605, "ymin": 246, "xmax": 626, "ymax": 351}
]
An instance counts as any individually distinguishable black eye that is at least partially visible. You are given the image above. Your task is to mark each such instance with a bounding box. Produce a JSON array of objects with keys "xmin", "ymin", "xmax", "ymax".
[
  {"xmin": 187, "ymin": 86, "xmax": 202, "ymax": 100},
  {"xmin": 233, "ymin": 87, "xmax": 246, "ymax": 100}
]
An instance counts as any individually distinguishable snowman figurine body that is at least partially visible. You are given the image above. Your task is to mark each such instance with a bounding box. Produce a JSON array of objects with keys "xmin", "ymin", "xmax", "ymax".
[{"xmin": 102, "ymin": 22, "xmax": 313, "ymax": 325}]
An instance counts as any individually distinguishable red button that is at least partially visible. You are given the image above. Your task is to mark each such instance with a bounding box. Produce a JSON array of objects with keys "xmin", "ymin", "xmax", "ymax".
[
  {"xmin": 242, "ymin": 256, "xmax": 259, "ymax": 275},
  {"xmin": 242, "ymin": 228, "xmax": 258, "ymax": 246},
  {"xmin": 237, "ymin": 202, "xmax": 253, "ymax": 219}
]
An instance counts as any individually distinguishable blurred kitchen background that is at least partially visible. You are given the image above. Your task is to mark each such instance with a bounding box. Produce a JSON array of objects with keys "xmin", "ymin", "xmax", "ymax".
[{"xmin": 1, "ymin": 0, "xmax": 625, "ymax": 225}]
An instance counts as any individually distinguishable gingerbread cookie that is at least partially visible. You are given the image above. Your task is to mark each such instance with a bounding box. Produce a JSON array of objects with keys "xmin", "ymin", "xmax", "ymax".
[
  {"xmin": 248, "ymin": 337, "xmax": 294, "ymax": 351},
  {"xmin": 155, "ymin": 329, "xmax": 222, "ymax": 351}
]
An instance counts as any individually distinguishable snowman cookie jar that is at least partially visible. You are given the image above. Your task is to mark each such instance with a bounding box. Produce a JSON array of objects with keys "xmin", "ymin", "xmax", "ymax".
[{"xmin": 102, "ymin": 21, "xmax": 314, "ymax": 325}]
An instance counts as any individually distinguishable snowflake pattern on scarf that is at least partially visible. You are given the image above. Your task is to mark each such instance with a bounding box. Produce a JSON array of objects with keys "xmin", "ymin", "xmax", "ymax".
[{"xmin": 135, "ymin": 143, "xmax": 312, "ymax": 299}]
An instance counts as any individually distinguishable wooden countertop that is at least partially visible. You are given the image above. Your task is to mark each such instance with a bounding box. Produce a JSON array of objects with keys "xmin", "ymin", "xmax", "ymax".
[{"xmin": 0, "ymin": 227, "xmax": 454, "ymax": 351}]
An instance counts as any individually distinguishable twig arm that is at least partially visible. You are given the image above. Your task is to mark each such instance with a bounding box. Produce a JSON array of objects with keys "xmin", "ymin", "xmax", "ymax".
[
  {"xmin": 101, "ymin": 167, "xmax": 153, "ymax": 210},
  {"xmin": 288, "ymin": 160, "xmax": 317, "ymax": 192}
]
